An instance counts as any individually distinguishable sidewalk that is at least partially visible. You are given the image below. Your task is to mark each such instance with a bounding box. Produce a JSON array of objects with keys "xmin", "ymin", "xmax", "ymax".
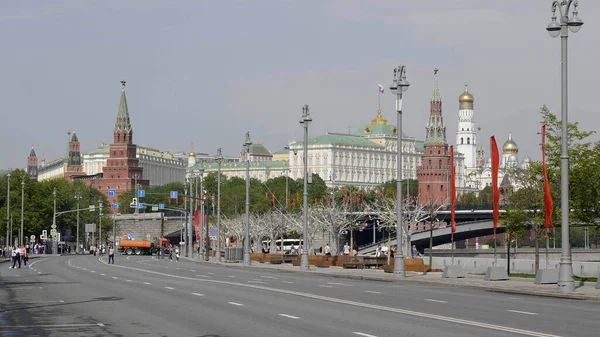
[{"xmin": 181, "ymin": 256, "xmax": 600, "ymax": 301}]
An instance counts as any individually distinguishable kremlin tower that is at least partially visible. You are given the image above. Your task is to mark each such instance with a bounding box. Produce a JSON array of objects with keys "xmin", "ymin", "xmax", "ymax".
[
  {"xmin": 417, "ymin": 69, "xmax": 451, "ymax": 205},
  {"xmin": 27, "ymin": 147, "xmax": 38, "ymax": 182},
  {"xmin": 455, "ymin": 85, "xmax": 477, "ymax": 173}
]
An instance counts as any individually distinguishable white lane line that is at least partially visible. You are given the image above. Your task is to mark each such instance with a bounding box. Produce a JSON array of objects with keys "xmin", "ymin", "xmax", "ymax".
[
  {"xmin": 190, "ymin": 270, "xmax": 196, "ymax": 272},
  {"xmin": 100, "ymin": 274, "xmax": 106, "ymax": 276},
  {"xmin": 102, "ymin": 257, "xmax": 562, "ymax": 337},
  {"xmin": 90, "ymin": 271, "xmax": 95, "ymax": 273},
  {"xmin": 195, "ymin": 275, "xmax": 210, "ymax": 278},
  {"xmin": 82, "ymin": 268, "xmax": 87, "ymax": 271},
  {"xmin": 327, "ymin": 282, "xmax": 353, "ymax": 286},
  {"xmin": 506, "ymin": 297, "xmax": 519, "ymax": 300},
  {"xmin": 143, "ymin": 282, "xmax": 152, "ymax": 285},
  {"xmin": 112, "ymin": 277, "xmax": 118, "ymax": 279},
  {"xmin": 192, "ymin": 293, "xmax": 204, "ymax": 297},
  {"xmin": 176, "ymin": 268, "xmax": 181, "ymax": 270},
  {"xmin": 248, "ymin": 280, "xmax": 268, "ymax": 284},
  {"xmin": 207, "ymin": 272, "xmax": 214, "ymax": 275},
  {"xmin": 282, "ymin": 281, "xmax": 294, "ymax": 284},
  {"xmin": 165, "ymin": 286, "xmax": 174, "ymax": 290},
  {"xmin": 97, "ymin": 323, "xmax": 105, "ymax": 327},
  {"xmin": 228, "ymin": 302, "xmax": 244, "ymax": 306},
  {"xmin": 279, "ymin": 314, "xmax": 300, "ymax": 320},
  {"xmin": 261, "ymin": 275, "xmax": 278, "ymax": 279},
  {"xmin": 37, "ymin": 272, "xmax": 42, "ymax": 274},
  {"xmin": 227, "ymin": 275, "xmax": 236, "ymax": 278},
  {"xmin": 0, "ymin": 323, "xmax": 107, "ymax": 329},
  {"xmin": 507, "ymin": 310, "xmax": 538, "ymax": 316},
  {"xmin": 425, "ymin": 299, "xmax": 448, "ymax": 304},
  {"xmin": 319, "ymin": 285, "xmax": 333, "ymax": 288},
  {"xmin": 354, "ymin": 332, "xmax": 378, "ymax": 337},
  {"xmin": 126, "ymin": 280, "xmax": 133, "ymax": 282},
  {"xmin": 365, "ymin": 290, "xmax": 381, "ymax": 294}
]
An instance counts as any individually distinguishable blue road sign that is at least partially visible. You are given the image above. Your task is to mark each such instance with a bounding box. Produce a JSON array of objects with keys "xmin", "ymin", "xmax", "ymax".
[
  {"xmin": 113, "ymin": 203, "xmax": 119, "ymax": 209},
  {"xmin": 128, "ymin": 233, "xmax": 134, "ymax": 240},
  {"xmin": 138, "ymin": 190, "xmax": 146, "ymax": 198},
  {"xmin": 108, "ymin": 189, "xmax": 116, "ymax": 197},
  {"xmin": 137, "ymin": 203, "xmax": 143, "ymax": 209},
  {"xmin": 159, "ymin": 204, "xmax": 165, "ymax": 209},
  {"xmin": 170, "ymin": 191, "xmax": 178, "ymax": 199}
]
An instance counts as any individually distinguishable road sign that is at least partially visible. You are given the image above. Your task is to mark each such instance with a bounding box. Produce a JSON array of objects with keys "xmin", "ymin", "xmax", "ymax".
[
  {"xmin": 146, "ymin": 234, "xmax": 151, "ymax": 240},
  {"xmin": 30, "ymin": 235, "xmax": 36, "ymax": 241},
  {"xmin": 85, "ymin": 223, "xmax": 96, "ymax": 233},
  {"xmin": 57, "ymin": 233, "xmax": 61, "ymax": 242},
  {"xmin": 113, "ymin": 203, "xmax": 119, "ymax": 209},
  {"xmin": 170, "ymin": 191, "xmax": 178, "ymax": 199},
  {"xmin": 50, "ymin": 229, "xmax": 57, "ymax": 237},
  {"xmin": 151, "ymin": 206, "xmax": 158, "ymax": 211},
  {"xmin": 137, "ymin": 203, "xmax": 143, "ymax": 209},
  {"xmin": 108, "ymin": 189, "xmax": 116, "ymax": 197},
  {"xmin": 89, "ymin": 205, "xmax": 95, "ymax": 212},
  {"xmin": 138, "ymin": 190, "xmax": 145, "ymax": 198},
  {"xmin": 159, "ymin": 203, "xmax": 165, "ymax": 209},
  {"xmin": 42, "ymin": 230, "xmax": 47, "ymax": 239},
  {"xmin": 128, "ymin": 233, "xmax": 134, "ymax": 240}
]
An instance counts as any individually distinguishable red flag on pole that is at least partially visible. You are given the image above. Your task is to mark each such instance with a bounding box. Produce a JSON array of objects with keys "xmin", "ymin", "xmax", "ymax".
[
  {"xmin": 542, "ymin": 125, "xmax": 554, "ymax": 229},
  {"xmin": 491, "ymin": 136, "xmax": 500, "ymax": 236},
  {"xmin": 450, "ymin": 145, "xmax": 456, "ymax": 233},
  {"xmin": 272, "ymin": 193, "xmax": 276, "ymax": 208},
  {"xmin": 168, "ymin": 197, "xmax": 171, "ymax": 206}
]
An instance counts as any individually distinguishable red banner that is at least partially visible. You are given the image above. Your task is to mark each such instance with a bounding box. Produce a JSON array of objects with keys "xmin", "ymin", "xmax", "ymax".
[
  {"xmin": 194, "ymin": 210, "xmax": 200, "ymax": 241},
  {"xmin": 271, "ymin": 193, "xmax": 276, "ymax": 208},
  {"xmin": 542, "ymin": 125, "xmax": 554, "ymax": 229},
  {"xmin": 450, "ymin": 145, "xmax": 456, "ymax": 233},
  {"xmin": 491, "ymin": 136, "xmax": 500, "ymax": 235}
]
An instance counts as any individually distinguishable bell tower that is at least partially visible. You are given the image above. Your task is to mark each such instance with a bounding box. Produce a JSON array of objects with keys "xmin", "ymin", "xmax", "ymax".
[{"xmin": 27, "ymin": 147, "xmax": 38, "ymax": 182}]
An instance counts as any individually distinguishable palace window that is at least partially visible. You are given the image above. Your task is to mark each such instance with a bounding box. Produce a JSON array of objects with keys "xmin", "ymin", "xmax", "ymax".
[
  {"xmin": 461, "ymin": 138, "xmax": 464, "ymax": 144},
  {"xmin": 467, "ymin": 137, "xmax": 470, "ymax": 144}
]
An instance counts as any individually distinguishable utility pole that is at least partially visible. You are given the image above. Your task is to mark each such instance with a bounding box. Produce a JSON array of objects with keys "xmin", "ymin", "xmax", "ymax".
[
  {"xmin": 75, "ymin": 192, "xmax": 82, "ymax": 254},
  {"xmin": 6, "ymin": 171, "xmax": 10, "ymax": 248},
  {"xmin": 98, "ymin": 198, "xmax": 103, "ymax": 249},
  {"xmin": 216, "ymin": 148, "xmax": 223, "ymax": 262},
  {"xmin": 20, "ymin": 177, "xmax": 25, "ymax": 246}
]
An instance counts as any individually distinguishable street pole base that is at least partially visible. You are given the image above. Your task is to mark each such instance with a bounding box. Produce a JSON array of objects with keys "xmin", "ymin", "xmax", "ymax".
[
  {"xmin": 243, "ymin": 252, "xmax": 251, "ymax": 266},
  {"xmin": 393, "ymin": 256, "xmax": 405, "ymax": 279},
  {"xmin": 300, "ymin": 254, "xmax": 309, "ymax": 270},
  {"xmin": 534, "ymin": 269, "xmax": 558, "ymax": 284},
  {"xmin": 484, "ymin": 267, "xmax": 509, "ymax": 281},
  {"xmin": 442, "ymin": 265, "xmax": 465, "ymax": 278},
  {"xmin": 596, "ymin": 276, "xmax": 600, "ymax": 290},
  {"xmin": 557, "ymin": 260, "xmax": 575, "ymax": 293}
]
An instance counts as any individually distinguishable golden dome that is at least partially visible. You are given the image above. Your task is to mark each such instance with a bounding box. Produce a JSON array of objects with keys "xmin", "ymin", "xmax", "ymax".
[
  {"xmin": 502, "ymin": 133, "xmax": 519, "ymax": 155},
  {"xmin": 189, "ymin": 151, "xmax": 196, "ymax": 157},
  {"xmin": 370, "ymin": 110, "xmax": 388, "ymax": 125},
  {"xmin": 459, "ymin": 84, "xmax": 474, "ymax": 109}
]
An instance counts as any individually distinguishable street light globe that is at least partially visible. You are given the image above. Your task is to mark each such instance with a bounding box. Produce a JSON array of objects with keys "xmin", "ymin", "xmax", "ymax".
[
  {"xmin": 546, "ymin": 17, "xmax": 561, "ymax": 37},
  {"xmin": 568, "ymin": 13, "xmax": 583, "ymax": 33},
  {"xmin": 399, "ymin": 78, "xmax": 410, "ymax": 92}
]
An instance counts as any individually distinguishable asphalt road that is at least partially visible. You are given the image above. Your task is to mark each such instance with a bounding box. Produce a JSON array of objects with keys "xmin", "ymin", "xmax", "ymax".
[{"xmin": 0, "ymin": 255, "xmax": 598, "ymax": 337}]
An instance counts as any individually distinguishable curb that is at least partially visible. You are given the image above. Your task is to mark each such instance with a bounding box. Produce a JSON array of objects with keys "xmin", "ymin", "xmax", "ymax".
[{"xmin": 180, "ymin": 257, "xmax": 600, "ymax": 301}]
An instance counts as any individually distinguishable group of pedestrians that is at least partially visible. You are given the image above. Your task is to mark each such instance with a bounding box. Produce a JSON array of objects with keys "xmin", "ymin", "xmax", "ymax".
[
  {"xmin": 8, "ymin": 246, "xmax": 28, "ymax": 269},
  {"xmin": 158, "ymin": 245, "xmax": 179, "ymax": 262}
]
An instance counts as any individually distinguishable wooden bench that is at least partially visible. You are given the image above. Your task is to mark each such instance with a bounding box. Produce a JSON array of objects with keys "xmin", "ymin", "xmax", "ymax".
[
  {"xmin": 342, "ymin": 256, "xmax": 365, "ymax": 269},
  {"xmin": 270, "ymin": 255, "xmax": 284, "ymax": 264},
  {"xmin": 315, "ymin": 255, "xmax": 330, "ymax": 268},
  {"xmin": 383, "ymin": 258, "xmax": 429, "ymax": 273},
  {"xmin": 362, "ymin": 256, "xmax": 388, "ymax": 269}
]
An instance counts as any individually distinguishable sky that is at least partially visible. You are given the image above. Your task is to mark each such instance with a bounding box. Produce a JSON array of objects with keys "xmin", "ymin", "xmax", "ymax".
[{"xmin": 1, "ymin": 0, "xmax": 599, "ymax": 170}]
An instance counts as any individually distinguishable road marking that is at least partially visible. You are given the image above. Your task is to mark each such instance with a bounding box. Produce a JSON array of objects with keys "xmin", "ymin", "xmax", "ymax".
[
  {"xmin": 507, "ymin": 297, "xmax": 519, "ymax": 300},
  {"xmin": 82, "ymin": 268, "xmax": 87, "ymax": 271},
  {"xmin": 28, "ymin": 258, "xmax": 47, "ymax": 270},
  {"xmin": 90, "ymin": 271, "xmax": 95, "ymax": 273},
  {"xmin": 261, "ymin": 275, "xmax": 278, "ymax": 279},
  {"xmin": 319, "ymin": 285, "xmax": 333, "ymax": 288},
  {"xmin": 508, "ymin": 310, "xmax": 538, "ymax": 316},
  {"xmin": 228, "ymin": 275, "xmax": 236, "ymax": 278},
  {"xmin": 190, "ymin": 270, "xmax": 196, "ymax": 272},
  {"xmin": 100, "ymin": 274, "xmax": 106, "ymax": 276},
  {"xmin": 143, "ymin": 282, "xmax": 152, "ymax": 285},
  {"xmin": 126, "ymin": 280, "xmax": 133, "ymax": 282},
  {"xmin": 248, "ymin": 280, "xmax": 268, "ymax": 284},
  {"xmin": 365, "ymin": 291, "xmax": 381, "ymax": 294},
  {"xmin": 176, "ymin": 268, "xmax": 181, "ymax": 270},
  {"xmin": 165, "ymin": 286, "xmax": 174, "ymax": 290},
  {"xmin": 207, "ymin": 272, "xmax": 214, "ymax": 275},
  {"xmin": 195, "ymin": 275, "xmax": 210, "ymax": 278},
  {"xmin": 425, "ymin": 299, "xmax": 448, "ymax": 304},
  {"xmin": 354, "ymin": 332, "xmax": 378, "ymax": 337},
  {"xmin": 279, "ymin": 314, "xmax": 300, "ymax": 319},
  {"xmin": 38, "ymin": 272, "xmax": 42, "ymax": 274},
  {"xmin": 228, "ymin": 302, "xmax": 244, "ymax": 306},
  {"xmin": 0, "ymin": 323, "xmax": 106, "ymax": 329},
  {"xmin": 100, "ymin": 258, "xmax": 563, "ymax": 337},
  {"xmin": 112, "ymin": 277, "xmax": 118, "ymax": 279},
  {"xmin": 327, "ymin": 282, "xmax": 353, "ymax": 286},
  {"xmin": 192, "ymin": 293, "xmax": 204, "ymax": 297},
  {"xmin": 97, "ymin": 323, "xmax": 105, "ymax": 327},
  {"xmin": 282, "ymin": 281, "xmax": 294, "ymax": 284}
]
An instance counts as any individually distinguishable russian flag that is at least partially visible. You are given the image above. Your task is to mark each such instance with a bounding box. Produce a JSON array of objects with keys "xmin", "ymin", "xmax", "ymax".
[{"xmin": 378, "ymin": 84, "xmax": 384, "ymax": 93}]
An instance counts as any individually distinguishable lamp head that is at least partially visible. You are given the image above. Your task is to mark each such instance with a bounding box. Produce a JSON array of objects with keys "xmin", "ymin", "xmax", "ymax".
[
  {"xmin": 389, "ymin": 68, "xmax": 398, "ymax": 94},
  {"xmin": 547, "ymin": 15, "xmax": 561, "ymax": 37},
  {"xmin": 568, "ymin": 10, "xmax": 583, "ymax": 33},
  {"xmin": 399, "ymin": 69, "xmax": 410, "ymax": 92}
]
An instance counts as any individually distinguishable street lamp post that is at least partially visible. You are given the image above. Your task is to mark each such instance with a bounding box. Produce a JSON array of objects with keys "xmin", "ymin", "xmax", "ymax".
[
  {"xmin": 243, "ymin": 132, "xmax": 252, "ymax": 266},
  {"xmin": 201, "ymin": 173, "xmax": 209, "ymax": 261},
  {"xmin": 5, "ymin": 171, "xmax": 10, "ymax": 248},
  {"xmin": 216, "ymin": 148, "xmax": 223, "ymax": 262},
  {"xmin": 389, "ymin": 65, "xmax": 410, "ymax": 279},
  {"xmin": 20, "ymin": 178, "xmax": 24, "ymax": 246},
  {"xmin": 299, "ymin": 105, "xmax": 312, "ymax": 270},
  {"xmin": 52, "ymin": 188, "xmax": 57, "ymax": 254},
  {"xmin": 98, "ymin": 198, "xmax": 103, "ymax": 250},
  {"xmin": 75, "ymin": 192, "xmax": 82, "ymax": 254},
  {"xmin": 546, "ymin": 0, "xmax": 583, "ymax": 293}
]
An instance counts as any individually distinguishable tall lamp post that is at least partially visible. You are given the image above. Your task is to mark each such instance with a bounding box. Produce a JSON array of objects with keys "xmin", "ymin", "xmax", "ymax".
[
  {"xmin": 98, "ymin": 198, "xmax": 103, "ymax": 249},
  {"xmin": 299, "ymin": 104, "xmax": 312, "ymax": 270},
  {"xmin": 216, "ymin": 148, "xmax": 223, "ymax": 262},
  {"xmin": 75, "ymin": 192, "xmax": 82, "ymax": 254},
  {"xmin": 20, "ymin": 177, "xmax": 24, "ymax": 246},
  {"xmin": 389, "ymin": 65, "xmax": 410, "ymax": 279},
  {"xmin": 546, "ymin": 0, "xmax": 583, "ymax": 293},
  {"xmin": 5, "ymin": 171, "xmax": 10, "ymax": 248},
  {"xmin": 52, "ymin": 188, "xmax": 57, "ymax": 254},
  {"xmin": 243, "ymin": 132, "xmax": 252, "ymax": 266}
]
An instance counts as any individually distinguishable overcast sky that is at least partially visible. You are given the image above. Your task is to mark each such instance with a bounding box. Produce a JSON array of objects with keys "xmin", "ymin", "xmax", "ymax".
[{"xmin": 1, "ymin": 0, "xmax": 598, "ymax": 170}]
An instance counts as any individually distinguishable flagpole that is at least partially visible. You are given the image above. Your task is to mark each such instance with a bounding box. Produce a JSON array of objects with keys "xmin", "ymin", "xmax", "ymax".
[{"xmin": 451, "ymin": 233, "xmax": 454, "ymax": 266}]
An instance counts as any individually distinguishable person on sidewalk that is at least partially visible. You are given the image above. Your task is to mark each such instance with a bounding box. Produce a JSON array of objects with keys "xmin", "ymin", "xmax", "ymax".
[
  {"xmin": 160, "ymin": 245, "xmax": 165, "ymax": 259},
  {"xmin": 343, "ymin": 243, "xmax": 350, "ymax": 256},
  {"xmin": 21, "ymin": 246, "xmax": 28, "ymax": 266},
  {"xmin": 175, "ymin": 247, "xmax": 180, "ymax": 262},
  {"xmin": 11, "ymin": 246, "xmax": 21, "ymax": 269},
  {"xmin": 108, "ymin": 246, "xmax": 115, "ymax": 264},
  {"xmin": 324, "ymin": 243, "xmax": 331, "ymax": 256}
]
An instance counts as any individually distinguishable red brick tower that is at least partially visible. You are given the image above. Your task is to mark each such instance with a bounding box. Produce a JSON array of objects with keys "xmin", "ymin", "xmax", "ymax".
[
  {"xmin": 27, "ymin": 147, "xmax": 38, "ymax": 182},
  {"xmin": 89, "ymin": 80, "xmax": 148, "ymax": 208},
  {"xmin": 417, "ymin": 69, "xmax": 451, "ymax": 206},
  {"xmin": 65, "ymin": 131, "xmax": 86, "ymax": 180}
]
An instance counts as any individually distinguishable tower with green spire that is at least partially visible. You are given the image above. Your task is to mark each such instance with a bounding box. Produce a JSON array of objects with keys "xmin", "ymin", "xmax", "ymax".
[{"xmin": 417, "ymin": 69, "xmax": 451, "ymax": 206}]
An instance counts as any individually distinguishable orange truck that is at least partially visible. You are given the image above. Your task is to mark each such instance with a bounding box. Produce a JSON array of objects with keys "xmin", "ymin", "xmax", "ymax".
[{"xmin": 119, "ymin": 237, "xmax": 170, "ymax": 255}]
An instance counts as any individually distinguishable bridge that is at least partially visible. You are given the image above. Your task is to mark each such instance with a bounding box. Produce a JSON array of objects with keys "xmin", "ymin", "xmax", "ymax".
[{"xmin": 358, "ymin": 219, "xmax": 503, "ymax": 255}]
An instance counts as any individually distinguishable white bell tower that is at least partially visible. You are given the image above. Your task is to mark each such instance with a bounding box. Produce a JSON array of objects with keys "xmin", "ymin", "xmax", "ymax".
[{"xmin": 456, "ymin": 85, "xmax": 477, "ymax": 172}]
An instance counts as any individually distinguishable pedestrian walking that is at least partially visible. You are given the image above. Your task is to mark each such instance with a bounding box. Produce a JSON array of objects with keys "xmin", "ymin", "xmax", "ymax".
[
  {"xmin": 11, "ymin": 246, "xmax": 21, "ymax": 269},
  {"xmin": 108, "ymin": 246, "xmax": 115, "ymax": 264},
  {"xmin": 21, "ymin": 246, "xmax": 28, "ymax": 266},
  {"xmin": 160, "ymin": 245, "xmax": 165, "ymax": 259},
  {"xmin": 175, "ymin": 247, "xmax": 180, "ymax": 262}
]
